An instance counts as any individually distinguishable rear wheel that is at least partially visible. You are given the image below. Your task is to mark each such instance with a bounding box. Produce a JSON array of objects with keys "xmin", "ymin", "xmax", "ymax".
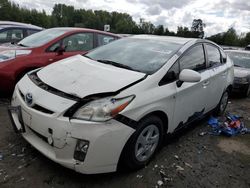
[
  {"xmin": 121, "ymin": 116, "xmax": 163, "ymax": 170},
  {"xmin": 214, "ymin": 90, "xmax": 229, "ymax": 116}
]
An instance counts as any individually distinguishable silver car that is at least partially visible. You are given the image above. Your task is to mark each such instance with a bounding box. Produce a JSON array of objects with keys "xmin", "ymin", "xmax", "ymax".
[{"xmin": 225, "ymin": 50, "xmax": 250, "ymax": 97}]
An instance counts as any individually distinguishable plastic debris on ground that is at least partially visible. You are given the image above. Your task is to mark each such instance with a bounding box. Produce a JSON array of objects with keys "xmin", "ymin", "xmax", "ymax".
[
  {"xmin": 157, "ymin": 180, "xmax": 164, "ymax": 186},
  {"xmin": 208, "ymin": 113, "xmax": 250, "ymax": 136}
]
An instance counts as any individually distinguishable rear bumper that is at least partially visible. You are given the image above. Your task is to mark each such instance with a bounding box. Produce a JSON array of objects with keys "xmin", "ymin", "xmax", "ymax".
[{"xmin": 9, "ymin": 85, "xmax": 135, "ymax": 174}]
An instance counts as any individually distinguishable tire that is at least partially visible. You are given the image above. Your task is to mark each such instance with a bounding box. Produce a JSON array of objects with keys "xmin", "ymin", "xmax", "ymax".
[
  {"xmin": 214, "ymin": 90, "xmax": 229, "ymax": 116},
  {"xmin": 244, "ymin": 84, "xmax": 250, "ymax": 97},
  {"xmin": 121, "ymin": 115, "xmax": 164, "ymax": 170}
]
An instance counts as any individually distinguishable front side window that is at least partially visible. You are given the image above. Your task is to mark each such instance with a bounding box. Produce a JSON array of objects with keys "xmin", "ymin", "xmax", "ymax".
[
  {"xmin": 97, "ymin": 34, "xmax": 115, "ymax": 46},
  {"xmin": 179, "ymin": 44, "xmax": 206, "ymax": 72},
  {"xmin": 86, "ymin": 38, "xmax": 182, "ymax": 74},
  {"xmin": 62, "ymin": 33, "xmax": 94, "ymax": 52},
  {"xmin": 0, "ymin": 29, "xmax": 24, "ymax": 42},
  {"xmin": 206, "ymin": 44, "xmax": 221, "ymax": 67},
  {"xmin": 11, "ymin": 29, "xmax": 24, "ymax": 40}
]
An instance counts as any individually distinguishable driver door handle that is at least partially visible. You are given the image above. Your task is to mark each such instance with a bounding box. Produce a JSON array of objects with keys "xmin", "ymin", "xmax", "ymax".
[
  {"xmin": 49, "ymin": 59, "xmax": 54, "ymax": 62},
  {"xmin": 202, "ymin": 81, "xmax": 210, "ymax": 88}
]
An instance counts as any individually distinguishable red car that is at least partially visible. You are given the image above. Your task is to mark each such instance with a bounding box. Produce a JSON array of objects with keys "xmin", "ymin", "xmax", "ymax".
[{"xmin": 0, "ymin": 27, "xmax": 120, "ymax": 95}]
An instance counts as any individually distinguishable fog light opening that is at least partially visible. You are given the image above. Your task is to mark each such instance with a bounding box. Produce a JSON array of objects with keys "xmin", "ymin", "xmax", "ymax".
[{"xmin": 74, "ymin": 140, "xmax": 89, "ymax": 162}]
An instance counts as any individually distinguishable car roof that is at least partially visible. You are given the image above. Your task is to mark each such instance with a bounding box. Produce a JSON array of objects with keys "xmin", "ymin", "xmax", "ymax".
[
  {"xmin": 130, "ymin": 35, "xmax": 200, "ymax": 44},
  {"xmin": 225, "ymin": 49, "xmax": 250, "ymax": 54},
  {"xmin": 0, "ymin": 21, "xmax": 43, "ymax": 30},
  {"xmin": 0, "ymin": 24, "xmax": 42, "ymax": 30},
  {"xmin": 44, "ymin": 27, "xmax": 120, "ymax": 37}
]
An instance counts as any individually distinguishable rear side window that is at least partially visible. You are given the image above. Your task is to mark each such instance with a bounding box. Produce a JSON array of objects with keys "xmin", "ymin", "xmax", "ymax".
[
  {"xmin": 179, "ymin": 44, "xmax": 206, "ymax": 72},
  {"xmin": 206, "ymin": 44, "xmax": 221, "ymax": 67},
  {"xmin": 97, "ymin": 34, "xmax": 115, "ymax": 46}
]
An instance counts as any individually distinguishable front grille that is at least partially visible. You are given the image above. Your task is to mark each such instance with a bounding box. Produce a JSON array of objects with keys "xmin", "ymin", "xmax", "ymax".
[
  {"xmin": 18, "ymin": 89, "xmax": 54, "ymax": 115},
  {"xmin": 32, "ymin": 104, "xmax": 54, "ymax": 114},
  {"xmin": 28, "ymin": 126, "xmax": 48, "ymax": 143}
]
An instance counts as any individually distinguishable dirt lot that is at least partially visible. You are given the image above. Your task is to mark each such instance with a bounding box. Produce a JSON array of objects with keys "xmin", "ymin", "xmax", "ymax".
[{"xmin": 0, "ymin": 96, "xmax": 249, "ymax": 188}]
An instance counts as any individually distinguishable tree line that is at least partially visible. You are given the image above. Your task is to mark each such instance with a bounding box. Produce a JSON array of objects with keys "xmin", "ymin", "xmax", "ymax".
[{"xmin": 0, "ymin": 0, "xmax": 249, "ymax": 47}]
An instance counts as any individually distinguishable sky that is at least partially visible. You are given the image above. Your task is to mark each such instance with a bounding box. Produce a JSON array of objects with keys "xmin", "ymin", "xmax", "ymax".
[{"xmin": 11, "ymin": 0, "xmax": 250, "ymax": 37}]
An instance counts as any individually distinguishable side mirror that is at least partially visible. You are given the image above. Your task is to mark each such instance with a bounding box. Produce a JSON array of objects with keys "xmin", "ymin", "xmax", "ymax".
[
  {"xmin": 222, "ymin": 57, "xmax": 227, "ymax": 63},
  {"xmin": 177, "ymin": 69, "xmax": 201, "ymax": 87},
  {"xmin": 57, "ymin": 46, "xmax": 65, "ymax": 55}
]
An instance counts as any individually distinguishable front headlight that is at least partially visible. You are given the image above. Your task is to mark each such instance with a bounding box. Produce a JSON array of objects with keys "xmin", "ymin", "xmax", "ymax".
[
  {"xmin": 0, "ymin": 50, "xmax": 32, "ymax": 63},
  {"xmin": 234, "ymin": 77, "xmax": 248, "ymax": 84},
  {"xmin": 73, "ymin": 95, "xmax": 135, "ymax": 122}
]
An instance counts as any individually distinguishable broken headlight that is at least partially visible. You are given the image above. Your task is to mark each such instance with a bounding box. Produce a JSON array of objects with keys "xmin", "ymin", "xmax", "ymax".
[{"xmin": 72, "ymin": 95, "xmax": 135, "ymax": 122}]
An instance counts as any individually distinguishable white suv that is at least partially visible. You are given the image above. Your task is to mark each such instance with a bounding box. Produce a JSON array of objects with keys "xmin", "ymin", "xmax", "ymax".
[{"xmin": 9, "ymin": 35, "xmax": 234, "ymax": 174}]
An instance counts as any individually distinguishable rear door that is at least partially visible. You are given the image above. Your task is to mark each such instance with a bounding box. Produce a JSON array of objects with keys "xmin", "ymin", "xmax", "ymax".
[
  {"xmin": 204, "ymin": 44, "xmax": 228, "ymax": 109},
  {"xmin": 172, "ymin": 44, "xmax": 211, "ymax": 130}
]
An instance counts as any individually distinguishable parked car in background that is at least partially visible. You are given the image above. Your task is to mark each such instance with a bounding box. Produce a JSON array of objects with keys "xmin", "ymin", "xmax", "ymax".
[
  {"xmin": 245, "ymin": 44, "xmax": 250, "ymax": 51},
  {"xmin": 0, "ymin": 21, "xmax": 42, "ymax": 28},
  {"xmin": 0, "ymin": 22, "xmax": 43, "ymax": 44},
  {"xmin": 0, "ymin": 27, "xmax": 120, "ymax": 95},
  {"xmin": 9, "ymin": 36, "xmax": 233, "ymax": 174},
  {"xmin": 225, "ymin": 50, "xmax": 250, "ymax": 96}
]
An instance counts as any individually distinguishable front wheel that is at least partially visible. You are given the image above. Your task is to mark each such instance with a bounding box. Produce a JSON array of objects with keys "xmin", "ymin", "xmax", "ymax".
[
  {"xmin": 121, "ymin": 116, "xmax": 163, "ymax": 170},
  {"xmin": 214, "ymin": 90, "xmax": 229, "ymax": 116}
]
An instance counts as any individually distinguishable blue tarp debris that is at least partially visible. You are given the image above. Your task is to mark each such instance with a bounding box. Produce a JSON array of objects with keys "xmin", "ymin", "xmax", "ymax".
[{"xmin": 208, "ymin": 113, "xmax": 250, "ymax": 136}]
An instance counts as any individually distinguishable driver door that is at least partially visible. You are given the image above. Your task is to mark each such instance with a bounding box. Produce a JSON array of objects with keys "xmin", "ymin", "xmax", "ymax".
[
  {"xmin": 172, "ymin": 44, "xmax": 211, "ymax": 131},
  {"xmin": 43, "ymin": 32, "xmax": 94, "ymax": 66}
]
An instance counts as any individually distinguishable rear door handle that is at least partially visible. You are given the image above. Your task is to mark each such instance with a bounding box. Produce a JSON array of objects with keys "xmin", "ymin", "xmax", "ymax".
[{"xmin": 49, "ymin": 58, "xmax": 54, "ymax": 62}]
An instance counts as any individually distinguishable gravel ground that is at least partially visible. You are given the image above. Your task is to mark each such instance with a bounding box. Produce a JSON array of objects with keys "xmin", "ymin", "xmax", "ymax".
[{"xmin": 0, "ymin": 96, "xmax": 249, "ymax": 188}]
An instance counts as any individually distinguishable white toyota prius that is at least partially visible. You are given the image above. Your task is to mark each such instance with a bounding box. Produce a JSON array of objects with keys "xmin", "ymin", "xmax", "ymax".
[{"xmin": 9, "ymin": 35, "xmax": 234, "ymax": 174}]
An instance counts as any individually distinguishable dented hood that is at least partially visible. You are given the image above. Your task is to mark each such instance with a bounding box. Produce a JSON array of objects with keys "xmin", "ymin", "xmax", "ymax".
[{"xmin": 37, "ymin": 55, "xmax": 146, "ymax": 98}]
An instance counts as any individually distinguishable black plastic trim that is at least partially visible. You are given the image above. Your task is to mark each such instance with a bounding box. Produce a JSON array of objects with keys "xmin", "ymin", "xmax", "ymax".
[
  {"xmin": 114, "ymin": 114, "xmax": 138, "ymax": 129},
  {"xmin": 28, "ymin": 71, "xmax": 81, "ymax": 102}
]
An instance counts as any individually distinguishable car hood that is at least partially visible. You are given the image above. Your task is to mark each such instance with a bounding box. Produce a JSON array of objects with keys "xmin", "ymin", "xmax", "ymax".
[
  {"xmin": 234, "ymin": 67, "xmax": 250, "ymax": 78},
  {"xmin": 0, "ymin": 43, "xmax": 29, "ymax": 52},
  {"xmin": 37, "ymin": 55, "xmax": 146, "ymax": 98}
]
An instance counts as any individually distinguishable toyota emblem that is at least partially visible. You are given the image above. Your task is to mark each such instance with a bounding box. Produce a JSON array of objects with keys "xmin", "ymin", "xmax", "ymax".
[{"xmin": 25, "ymin": 93, "xmax": 33, "ymax": 106}]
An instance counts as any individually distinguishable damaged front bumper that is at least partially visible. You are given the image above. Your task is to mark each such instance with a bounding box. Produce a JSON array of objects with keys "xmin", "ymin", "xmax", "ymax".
[{"xmin": 9, "ymin": 76, "xmax": 135, "ymax": 174}]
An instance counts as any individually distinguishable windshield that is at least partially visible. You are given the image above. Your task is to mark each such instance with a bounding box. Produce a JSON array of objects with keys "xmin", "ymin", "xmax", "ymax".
[
  {"xmin": 17, "ymin": 28, "xmax": 68, "ymax": 47},
  {"xmin": 227, "ymin": 51, "xmax": 250, "ymax": 69},
  {"xmin": 86, "ymin": 38, "xmax": 182, "ymax": 74}
]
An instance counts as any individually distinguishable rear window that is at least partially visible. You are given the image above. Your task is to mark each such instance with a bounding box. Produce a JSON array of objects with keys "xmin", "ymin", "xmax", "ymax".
[{"xmin": 18, "ymin": 29, "xmax": 68, "ymax": 47}]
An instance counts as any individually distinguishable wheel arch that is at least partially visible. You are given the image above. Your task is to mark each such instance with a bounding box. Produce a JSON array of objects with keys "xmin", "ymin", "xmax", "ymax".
[{"xmin": 138, "ymin": 110, "xmax": 169, "ymax": 134}]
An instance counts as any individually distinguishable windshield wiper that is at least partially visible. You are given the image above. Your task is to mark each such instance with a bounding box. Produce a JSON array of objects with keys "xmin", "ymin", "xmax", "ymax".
[
  {"xmin": 17, "ymin": 43, "xmax": 28, "ymax": 47},
  {"xmin": 97, "ymin": 59, "xmax": 136, "ymax": 72},
  {"xmin": 234, "ymin": 64, "xmax": 242, "ymax": 67}
]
